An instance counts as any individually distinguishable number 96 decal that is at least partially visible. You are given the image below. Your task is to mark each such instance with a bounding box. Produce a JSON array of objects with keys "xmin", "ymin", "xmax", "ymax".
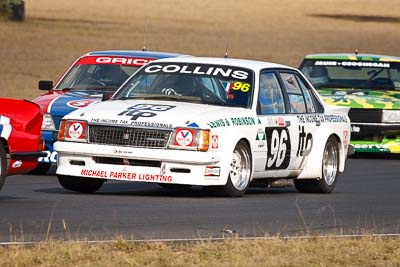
[
  {"xmin": 231, "ymin": 82, "xmax": 251, "ymax": 93},
  {"xmin": 265, "ymin": 127, "xmax": 291, "ymax": 170}
]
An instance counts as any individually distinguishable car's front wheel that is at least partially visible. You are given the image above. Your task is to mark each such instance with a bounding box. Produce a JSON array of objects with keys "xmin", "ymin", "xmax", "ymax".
[
  {"xmin": 57, "ymin": 175, "xmax": 105, "ymax": 193},
  {"xmin": 0, "ymin": 143, "xmax": 7, "ymax": 191},
  {"xmin": 294, "ymin": 136, "xmax": 339, "ymax": 193},
  {"xmin": 213, "ymin": 140, "xmax": 252, "ymax": 197}
]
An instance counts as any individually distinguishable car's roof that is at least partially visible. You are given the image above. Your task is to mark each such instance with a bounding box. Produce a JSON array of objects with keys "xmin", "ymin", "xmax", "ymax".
[
  {"xmin": 304, "ymin": 53, "xmax": 400, "ymax": 62},
  {"xmin": 152, "ymin": 56, "xmax": 295, "ymax": 72},
  {"xmin": 85, "ymin": 50, "xmax": 185, "ymax": 59}
]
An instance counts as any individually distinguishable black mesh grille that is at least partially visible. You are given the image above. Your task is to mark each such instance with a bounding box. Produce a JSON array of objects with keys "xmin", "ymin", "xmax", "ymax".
[
  {"xmin": 89, "ymin": 125, "xmax": 171, "ymax": 148},
  {"xmin": 348, "ymin": 108, "xmax": 382, "ymax": 123}
]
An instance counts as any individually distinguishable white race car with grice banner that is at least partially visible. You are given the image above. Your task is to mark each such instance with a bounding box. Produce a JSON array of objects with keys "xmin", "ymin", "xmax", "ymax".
[{"xmin": 55, "ymin": 57, "xmax": 352, "ymax": 197}]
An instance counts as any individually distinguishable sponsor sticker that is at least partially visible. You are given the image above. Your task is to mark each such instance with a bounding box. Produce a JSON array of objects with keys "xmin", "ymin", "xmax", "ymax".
[
  {"xmin": 314, "ymin": 60, "xmax": 391, "ymax": 68},
  {"xmin": 80, "ymin": 169, "xmax": 173, "ymax": 182},
  {"xmin": 174, "ymin": 128, "xmax": 195, "ymax": 146},
  {"xmin": 118, "ymin": 103, "xmax": 175, "ymax": 121},
  {"xmin": 351, "ymin": 126, "xmax": 360, "ymax": 133},
  {"xmin": 38, "ymin": 151, "xmax": 58, "ymax": 163},
  {"xmin": 343, "ymin": 130, "xmax": 349, "ymax": 148},
  {"xmin": 67, "ymin": 122, "xmax": 85, "ymax": 139},
  {"xmin": 204, "ymin": 166, "xmax": 220, "ymax": 177},
  {"xmin": 76, "ymin": 56, "xmax": 153, "ymax": 66},
  {"xmin": 275, "ymin": 117, "xmax": 285, "ymax": 127},
  {"xmin": 211, "ymin": 135, "xmax": 219, "ymax": 149},
  {"xmin": 12, "ymin": 160, "xmax": 22, "ymax": 168},
  {"xmin": 144, "ymin": 63, "xmax": 250, "ymax": 80},
  {"xmin": 67, "ymin": 100, "xmax": 97, "ymax": 108}
]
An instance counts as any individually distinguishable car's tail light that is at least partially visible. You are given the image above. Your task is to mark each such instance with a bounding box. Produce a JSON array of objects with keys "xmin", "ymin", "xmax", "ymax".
[
  {"xmin": 169, "ymin": 127, "xmax": 210, "ymax": 152},
  {"xmin": 41, "ymin": 113, "xmax": 56, "ymax": 131},
  {"xmin": 58, "ymin": 119, "xmax": 88, "ymax": 142}
]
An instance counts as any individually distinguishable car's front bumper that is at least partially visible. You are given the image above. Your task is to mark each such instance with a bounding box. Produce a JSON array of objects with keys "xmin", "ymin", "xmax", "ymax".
[
  {"xmin": 55, "ymin": 141, "xmax": 228, "ymax": 186},
  {"xmin": 351, "ymin": 123, "xmax": 400, "ymax": 153}
]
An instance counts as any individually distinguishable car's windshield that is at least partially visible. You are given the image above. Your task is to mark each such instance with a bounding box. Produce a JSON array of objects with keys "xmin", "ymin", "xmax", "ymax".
[
  {"xmin": 300, "ymin": 59, "xmax": 400, "ymax": 90},
  {"xmin": 55, "ymin": 56, "xmax": 145, "ymax": 90},
  {"xmin": 113, "ymin": 62, "xmax": 254, "ymax": 108}
]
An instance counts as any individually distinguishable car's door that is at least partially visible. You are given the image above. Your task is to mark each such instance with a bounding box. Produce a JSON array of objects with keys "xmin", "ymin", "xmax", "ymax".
[
  {"xmin": 253, "ymin": 70, "xmax": 321, "ymax": 178},
  {"xmin": 253, "ymin": 70, "xmax": 297, "ymax": 177},
  {"xmin": 278, "ymin": 71, "xmax": 321, "ymax": 171}
]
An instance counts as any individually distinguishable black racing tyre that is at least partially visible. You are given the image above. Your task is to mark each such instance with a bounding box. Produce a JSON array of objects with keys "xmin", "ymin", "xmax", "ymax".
[
  {"xmin": 57, "ymin": 175, "xmax": 104, "ymax": 193},
  {"xmin": 30, "ymin": 162, "xmax": 52, "ymax": 175},
  {"xmin": 0, "ymin": 143, "xmax": 7, "ymax": 191},
  {"xmin": 294, "ymin": 136, "xmax": 339, "ymax": 193},
  {"xmin": 206, "ymin": 140, "xmax": 252, "ymax": 197}
]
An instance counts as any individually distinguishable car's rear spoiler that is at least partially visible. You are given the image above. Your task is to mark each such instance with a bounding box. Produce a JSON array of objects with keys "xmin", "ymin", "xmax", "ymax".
[
  {"xmin": 323, "ymin": 105, "xmax": 350, "ymax": 116},
  {"xmin": 0, "ymin": 98, "xmax": 42, "ymax": 132}
]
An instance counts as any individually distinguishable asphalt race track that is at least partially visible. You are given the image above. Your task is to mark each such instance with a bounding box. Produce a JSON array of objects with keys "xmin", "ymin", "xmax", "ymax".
[{"xmin": 0, "ymin": 157, "xmax": 399, "ymax": 242}]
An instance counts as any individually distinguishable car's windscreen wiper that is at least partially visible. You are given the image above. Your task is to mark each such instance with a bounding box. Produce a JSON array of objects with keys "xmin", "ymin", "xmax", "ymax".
[
  {"xmin": 119, "ymin": 94, "xmax": 202, "ymax": 103},
  {"xmin": 75, "ymin": 86, "xmax": 118, "ymax": 91}
]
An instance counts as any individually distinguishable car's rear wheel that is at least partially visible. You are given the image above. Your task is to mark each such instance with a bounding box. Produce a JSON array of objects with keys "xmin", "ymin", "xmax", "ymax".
[
  {"xmin": 294, "ymin": 136, "xmax": 339, "ymax": 193},
  {"xmin": 57, "ymin": 175, "xmax": 105, "ymax": 193},
  {"xmin": 0, "ymin": 143, "xmax": 7, "ymax": 191},
  {"xmin": 211, "ymin": 140, "xmax": 252, "ymax": 197}
]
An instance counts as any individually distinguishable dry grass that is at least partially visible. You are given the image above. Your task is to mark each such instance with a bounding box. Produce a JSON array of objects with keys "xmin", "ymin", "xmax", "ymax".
[
  {"xmin": 1, "ymin": 0, "xmax": 400, "ymax": 99},
  {"xmin": 0, "ymin": 236, "xmax": 399, "ymax": 266}
]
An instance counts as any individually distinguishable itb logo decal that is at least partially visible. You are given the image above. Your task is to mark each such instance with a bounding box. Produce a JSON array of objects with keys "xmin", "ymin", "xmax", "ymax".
[{"xmin": 118, "ymin": 104, "xmax": 175, "ymax": 120}]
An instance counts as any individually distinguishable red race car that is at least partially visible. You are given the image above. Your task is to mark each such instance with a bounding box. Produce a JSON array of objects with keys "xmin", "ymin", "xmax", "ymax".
[{"xmin": 0, "ymin": 98, "xmax": 45, "ymax": 191}]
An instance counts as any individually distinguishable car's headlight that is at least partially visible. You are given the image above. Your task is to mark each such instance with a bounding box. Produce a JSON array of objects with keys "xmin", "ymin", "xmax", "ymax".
[
  {"xmin": 169, "ymin": 127, "xmax": 210, "ymax": 152},
  {"xmin": 58, "ymin": 119, "xmax": 88, "ymax": 142},
  {"xmin": 41, "ymin": 113, "xmax": 56, "ymax": 131},
  {"xmin": 382, "ymin": 110, "xmax": 400, "ymax": 123}
]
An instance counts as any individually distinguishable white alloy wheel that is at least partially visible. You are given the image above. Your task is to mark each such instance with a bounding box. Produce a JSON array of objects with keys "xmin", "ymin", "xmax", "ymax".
[{"xmin": 229, "ymin": 144, "xmax": 251, "ymax": 191}]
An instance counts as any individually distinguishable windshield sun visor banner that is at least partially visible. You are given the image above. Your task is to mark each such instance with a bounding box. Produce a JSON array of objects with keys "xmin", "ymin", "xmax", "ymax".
[
  {"xmin": 314, "ymin": 60, "xmax": 391, "ymax": 68},
  {"xmin": 76, "ymin": 56, "xmax": 154, "ymax": 66},
  {"xmin": 143, "ymin": 63, "xmax": 252, "ymax": 81}
]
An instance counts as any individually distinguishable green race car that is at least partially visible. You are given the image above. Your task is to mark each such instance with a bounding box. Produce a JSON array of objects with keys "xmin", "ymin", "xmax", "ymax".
[{"xmin": 299, "ymin": 53, "xmax": 400, "ymax": 154}]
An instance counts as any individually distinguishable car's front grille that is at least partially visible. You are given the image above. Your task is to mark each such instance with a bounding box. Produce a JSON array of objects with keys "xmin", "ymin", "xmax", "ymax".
[
  {"xmin": 348, "ymin": 108, "xmax": 382, "ymax": 123},
  {"xmin": 89, "ymin": 125, "xmax": 172, "ymax": 148}
]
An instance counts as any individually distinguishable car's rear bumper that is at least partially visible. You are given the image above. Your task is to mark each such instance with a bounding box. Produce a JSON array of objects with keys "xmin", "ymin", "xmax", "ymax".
[
  {"xmin": 39, "ymin": 130, "xmax": 58, "ymax": 163},
  {"xmin": 10, "ymin": 151, "xmax": 47, "ymax": 160}
]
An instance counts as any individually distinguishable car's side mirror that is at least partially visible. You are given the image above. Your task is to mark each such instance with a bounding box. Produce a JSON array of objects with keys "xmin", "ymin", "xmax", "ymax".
[{"xmin": 38, "ymin": 80, "xmax": 53, "ymax": 90}]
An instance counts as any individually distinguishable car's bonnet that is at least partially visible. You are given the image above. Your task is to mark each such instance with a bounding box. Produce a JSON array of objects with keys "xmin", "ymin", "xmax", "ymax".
[
  {"xmin": 47, "ymin": 90, "xmax": 104, "ymax": 118},
  {"xmin": 64, "ymin": 99, "xmax": 249, "ymax": 129},
  {"xmin": 317, "ymin": 88, "xmax": 400, "ymax": 109}
]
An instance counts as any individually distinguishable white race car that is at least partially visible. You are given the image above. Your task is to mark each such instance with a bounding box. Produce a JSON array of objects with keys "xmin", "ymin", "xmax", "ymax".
[{"xmin": 55, "ymin": 57, "xmax": 352, "ymax": 197}]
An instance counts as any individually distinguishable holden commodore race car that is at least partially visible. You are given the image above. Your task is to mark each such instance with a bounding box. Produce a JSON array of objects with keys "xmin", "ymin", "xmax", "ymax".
[
  {"xmin": 54, "ymin": 57, "xmax": 351, "ymax": 197},
  {"xmin": 0, "ymin": 98, "xmax": 45, "ymax": 191},
  {"xmin": 300, "ymin": 53, "xmax": 400, "ymax": 154},
  {"xmin": 33, "ymin": 50, "xmax": 183, "ymax": 174}
]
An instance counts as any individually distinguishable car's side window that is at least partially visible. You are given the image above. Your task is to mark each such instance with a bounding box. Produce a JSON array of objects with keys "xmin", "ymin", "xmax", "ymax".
[
  {"xmin": 257, "ymin": 72, "xmax": 285, "ymax": 115},
  {"xmin": 280, "ymin": 73, "xmax": 307, "ymax": 113},
  {"xmin": 296, "ymin": 76, "xmax": 316, "ymax": 113}
]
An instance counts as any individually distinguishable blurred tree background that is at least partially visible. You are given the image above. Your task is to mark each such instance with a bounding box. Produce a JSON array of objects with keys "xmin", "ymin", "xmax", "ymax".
[{"xmin": 0, "ymin": 0, "xmax": 24, "ymax": 21}]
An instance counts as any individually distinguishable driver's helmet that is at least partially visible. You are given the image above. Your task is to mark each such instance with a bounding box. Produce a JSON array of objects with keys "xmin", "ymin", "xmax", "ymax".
[
  {"xmin": 308, "ymin": 66, "xmax": 330, "ymax": 85},
  {"xmin": 94, "ymin": 64, "xmax": 128, "ymax": 85},
  {"xmin": 160, "ymin": 75, "xmax": 196, "ymax": 96}
]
